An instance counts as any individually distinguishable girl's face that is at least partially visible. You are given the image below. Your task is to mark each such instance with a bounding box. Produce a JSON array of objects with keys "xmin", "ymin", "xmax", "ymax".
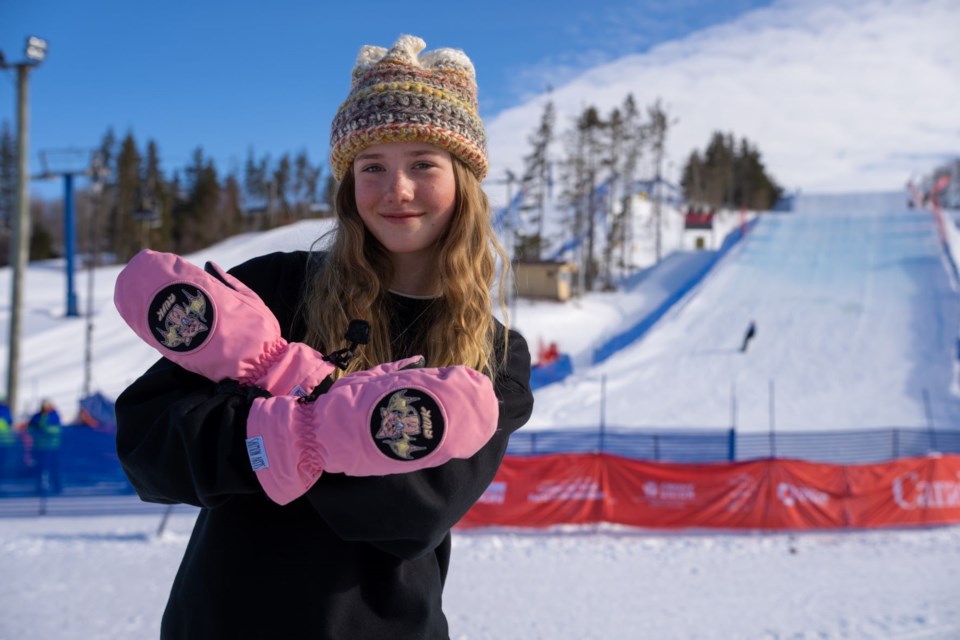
[{"xmin": 353, "ymin": 142, "xmax": 457, "ymax": 260}]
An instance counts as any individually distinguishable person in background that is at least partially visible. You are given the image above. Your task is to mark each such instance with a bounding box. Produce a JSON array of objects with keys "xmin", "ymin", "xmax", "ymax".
[
  {"xmin": 113, "ymin": 34, "xmax": 533, "ymax": 640},
  {"xmin": 741, "ymin": 320, "xmax": 757, "ymax": 353},
  {"xmin": 26, "ymin": 399, "xmax": 62, "ymax": 494},
  {"xmin": 0, "ymin": 397, "xmax": 15, "ymax": 478},
  {"xmin": 538, "ymin": 340, "xmax": 560, "ymax": 366}
]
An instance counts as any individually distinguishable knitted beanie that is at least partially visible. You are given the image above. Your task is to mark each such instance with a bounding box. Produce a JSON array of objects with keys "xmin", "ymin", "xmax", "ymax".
[{"xmin": 330, "ymin": 35, "xmax": 488, "ymax": 181}]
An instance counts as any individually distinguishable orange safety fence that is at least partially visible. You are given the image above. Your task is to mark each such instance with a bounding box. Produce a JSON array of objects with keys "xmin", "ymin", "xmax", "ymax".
[{"xmin": 457, "ymin": 453, "xmax": 960, "ymax": 530}]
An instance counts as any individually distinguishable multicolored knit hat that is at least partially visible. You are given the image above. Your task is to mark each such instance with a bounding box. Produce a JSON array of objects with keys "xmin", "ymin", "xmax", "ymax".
[{"xmin": 330, "ymin": 35, "xmax": 488, "ymax": 182}]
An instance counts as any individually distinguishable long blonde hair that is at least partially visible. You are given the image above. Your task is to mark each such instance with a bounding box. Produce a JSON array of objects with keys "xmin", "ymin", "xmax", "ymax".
[{"xmin": 302, "ymin": 156, "xmax": 510, "ymax": 379}]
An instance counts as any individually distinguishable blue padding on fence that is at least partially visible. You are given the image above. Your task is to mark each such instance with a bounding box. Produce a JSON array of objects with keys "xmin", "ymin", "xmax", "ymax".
[
  {"xmin": 0, "ymin": 426, "xmax": 132, "ymax": 497},
  {"xmin": 506, "ymin": 426, "xmax": 960, "ymax": 464},
  {"xmin": 593, "ymin": 217, "xmax": 761, "ymax": 364},
  {"xmin": 508, "ymin": 427, "xmax": 736, "ymax": 462},
  {"xmin": 78, "ymin": 392, "xmax": 117, "ymax": 431},
  {"xmin": 530, "ymin": 354, "xmax": 574, "ymax": 390}
]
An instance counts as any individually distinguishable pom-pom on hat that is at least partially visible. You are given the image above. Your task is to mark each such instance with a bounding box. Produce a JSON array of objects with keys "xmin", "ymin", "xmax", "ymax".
[{"xmin": 329, "ymin": 35, "xmax": 488, "ymax": 181}]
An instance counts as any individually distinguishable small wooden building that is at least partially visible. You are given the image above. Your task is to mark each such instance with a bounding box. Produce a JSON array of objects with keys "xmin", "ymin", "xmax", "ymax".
[
  {"xmin": 683, "ymin": 210, "xmax": 715, "ymax": 250},
  {"xmin": 514, "ymin": 260, "xmax": 578, "ymax": 302}
]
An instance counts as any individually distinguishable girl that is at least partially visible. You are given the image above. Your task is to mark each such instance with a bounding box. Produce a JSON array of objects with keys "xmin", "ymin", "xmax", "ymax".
[{"xmin": 114, "ymin": 35, "xmax": 533, "ymax": 639}]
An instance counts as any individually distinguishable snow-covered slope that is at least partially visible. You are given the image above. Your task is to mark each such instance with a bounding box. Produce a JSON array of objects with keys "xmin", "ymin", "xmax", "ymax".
[{"xmin": 521, "ymin": 192, "xmax": 960, "ymax": 432}]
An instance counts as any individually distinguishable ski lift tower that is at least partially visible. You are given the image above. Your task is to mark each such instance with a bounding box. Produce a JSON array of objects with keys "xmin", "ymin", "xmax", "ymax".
[
  {"xmin": 1, "ymin": 36, "xmax": 47, "ymax": 417},
  {"xmin": 487, "ymin": 169, "xmax": 522, "ymax": 311},
  {"xmin": 36, "ymin": 147, "xmax": 97, "ymax": 317}
]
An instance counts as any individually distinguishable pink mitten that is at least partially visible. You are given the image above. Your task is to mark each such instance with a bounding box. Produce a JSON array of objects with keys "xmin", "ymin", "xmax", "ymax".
[
  {"xmin": 114, "ymin": 249, "xmax": 335, "ymax": 397},
  {"xmin": 245, "ymin": 358, "xmax": 499, "ymax": 505}
]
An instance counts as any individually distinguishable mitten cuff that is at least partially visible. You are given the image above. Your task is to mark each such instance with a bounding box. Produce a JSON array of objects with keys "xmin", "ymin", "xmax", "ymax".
[
  {"xmin": 246, "ymin": 397, "xmax": 326, "ymax": 506},
  {"xmin": 244, "ymin": 341, "xmax": 336, "ymax": 397}
]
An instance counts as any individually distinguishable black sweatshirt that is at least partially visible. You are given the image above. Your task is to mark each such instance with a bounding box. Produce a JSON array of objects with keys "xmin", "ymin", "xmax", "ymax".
[{"xmin": 115, "ymin": 251, "xmax": 534, "ymax": 640}]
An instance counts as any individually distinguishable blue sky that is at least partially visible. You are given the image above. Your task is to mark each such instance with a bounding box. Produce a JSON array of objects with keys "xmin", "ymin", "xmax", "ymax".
[{"xmin": 1, "ymin": 0, "xmax": 772, "ymax": 190}]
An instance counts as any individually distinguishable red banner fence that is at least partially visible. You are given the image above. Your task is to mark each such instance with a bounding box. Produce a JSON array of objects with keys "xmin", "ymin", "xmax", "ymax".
[{"xmin": 458, "ymin": 453, "xmax": 960, "ymax": 530}]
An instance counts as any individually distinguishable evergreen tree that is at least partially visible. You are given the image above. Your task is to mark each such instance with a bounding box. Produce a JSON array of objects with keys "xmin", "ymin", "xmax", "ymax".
[
  {"xmin": 240, "ymin": 149, "xmax": 317, "ymax": 229},
  {"xmin": 172, "ymin": 148, "xmax": 220, "ymax": 253},
  {"xmin": 244, "ymin": 148, "xmax": 268, "ymax": 201},
  {"xmin": 112, "ymin": 131, "xmax": 143, "ymax": 260},
  {"xmin": 169, "ymin": 176, "xmax": 189, "ymax": 255},
  {"xmin": 737, "ymin": 141, "xmax": 782, "ymax": 210},
  {"xmin": 143, "ymin": 139, "xmax": 172, "ymax": 251},
  {"xmin": 97, "ymin": 128, "xmax": 117, "ymax": 181},
  {"xmin": 519, "ymin": 100, "xmax": 555, "ymax": 260},
  {"xmin": 273, "ymin": 153, "xmax": 292, "ymax": 224},
  {"xmin": 86, "ymin": 128, "xmax": 119, "ymax": 264},
  {"xmin": 221, "ymin": 174, "xmax": 244, "ymax": 238},
  {"xmin": 680, "ymin": 150, "xmax": 705, "ymax": 206},
  {"xmin": 702, "ymin": 131, "xmax": 733, "ymax": 208},
  {"xmin": 616, "ymin": 94, "xmax": 643, "ymax": 273},
  {"xmin": 244, "ymin": 148, "xmax": 270, "ymax": 230},
  {"xmin": 600, "ymin": 106, "xmax": 626, "ymax": 289},
  {"xmin": 194, "ymin": 151, "xmax": 221, "ymax": 247},
  {"xmin": 167, "ymin": 170, "xmax": 185, "ymax": 251},
  {"xmin": 293, "ymin": 149, "xmax": 321, "ymax": 219},
  {"xmin": 644, "ymin": 99, "xmax": 673, "ymax": 262},
  {"xmin": 29, "ymin": 218, "xmax": 56, "ymax": 260},
  {"xmin": 681, "ymin": 131, "xmax": 781, "ymax": 211},
  {"xmin": 25, "ymin": 198, "xmax": 60, "ymax": 262},
  {"xmin": 321, "ymin": 173, "xmax": 338, "ymax": 215},
  {"xmin": 562, "ymin": 106, "xmax": 606, "ymax": 291}
]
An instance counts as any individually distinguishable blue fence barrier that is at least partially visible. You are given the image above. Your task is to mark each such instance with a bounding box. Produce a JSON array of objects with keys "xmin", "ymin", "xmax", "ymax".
[
  {"xmin": 507, "ymin": 426, "xmax": 960, "ymax": 464},
  {"xmin": 0, "ymin": 427, "xmax": 133, "ymax": 498},
  {"xmin": 530, "ymin": 354, "xmax": 574, "ymax": 390},
  {"xmin": 2, "ymin": 424, "xmax": 958, "ymax": 500}
]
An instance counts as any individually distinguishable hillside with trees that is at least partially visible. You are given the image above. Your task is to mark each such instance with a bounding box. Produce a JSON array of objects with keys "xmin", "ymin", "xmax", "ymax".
[
  {"xmin": 0, "ymin": 126, "xmax": 327, "ymax": 267},
  {"xmin": 508, "ymin": 95, "xmax": 681, "ymax": 292},
  {"xmin": 0, "ymin": 113, "xmax": 782, "ymax": 284}
]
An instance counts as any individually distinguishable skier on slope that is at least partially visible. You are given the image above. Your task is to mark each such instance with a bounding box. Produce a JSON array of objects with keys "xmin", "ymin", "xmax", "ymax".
[{"xmin": 741, "ymin": 320, "xmax": 757, "ymax": 352}]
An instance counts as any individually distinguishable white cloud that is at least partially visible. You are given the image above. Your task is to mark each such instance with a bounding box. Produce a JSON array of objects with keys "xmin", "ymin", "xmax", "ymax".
[{"xmin": 485, "ymin": 0, "xmax": 960, "ymax": 196}]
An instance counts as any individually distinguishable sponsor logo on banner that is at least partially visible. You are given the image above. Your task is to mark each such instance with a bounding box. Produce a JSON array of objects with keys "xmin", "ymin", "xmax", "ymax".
[
  {"xmin": 726, "ymin": 473, "xmax": 758, "ymax": 513},
  {"xmin": 776, "ymin": 482, "xmax": 829, "ymax": 508},
  {"xmin": 477, "ymin": 481, "xmax": 507, "ymax": 505},
  {"xmin": 528, "ymin": 477, "xmax": 603, "ymax": 503},
  {"xmin": 638, "ymin": 480, "xmax": 696, "ymax": 508},
  {"xmin": 892, "ymin": 471, "xmax": 960, "ymax": 511}
]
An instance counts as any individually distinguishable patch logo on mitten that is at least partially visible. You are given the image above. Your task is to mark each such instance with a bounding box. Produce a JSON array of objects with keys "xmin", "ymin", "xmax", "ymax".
[
  {"xmin": 370, "ymin": 388, "xmax": 444, "ymax": 461},
  {"xmin": 148, "ymin": 284, "xmax": 212, "ymax": 352}
]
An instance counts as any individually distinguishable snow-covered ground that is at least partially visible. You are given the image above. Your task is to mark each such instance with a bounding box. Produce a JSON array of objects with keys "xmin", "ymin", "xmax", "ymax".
[
  {"xmin": 1, "ymin": 505, "xmax": 958, "ymax": 639},
  {"xmin": 1, "ymin": 191, "xmax": 959, "ymax": 638}
]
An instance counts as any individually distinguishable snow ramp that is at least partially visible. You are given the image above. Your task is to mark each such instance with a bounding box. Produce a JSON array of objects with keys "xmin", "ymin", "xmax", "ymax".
[{"xmin": 528, "ymin": 192, "xmax": 960, "ymax": 433}]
